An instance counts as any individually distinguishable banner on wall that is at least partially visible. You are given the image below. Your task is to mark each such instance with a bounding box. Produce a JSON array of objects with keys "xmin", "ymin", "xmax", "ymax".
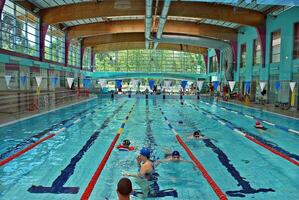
[
  {"xmin": 4, "ymin": 75, "xmax": 11, "ymax": 88},
  {"xmin": 83, "ymin": 79, "xmax": 91, "ymax": 88},
  {"xmin": 181, "ymin": 80, "xmax": 188, "ymax": 90},
  {"xmin": 228, "ymin": 81, "xmax": 235, "ymax": 91},
  {"xmin": 164, "ymin": 80, "xmax": 171, "ymax": 89},
  {"xmin": 116, "ymin": 80, "xmax": 122, "ymax": 89},
  {"xmin": 290, "ymin": 82, "xmax": 296, "ymax": 92},
  {"xmin": 274, "ymin": 81, "xmax": 280, "ymax": 90},
  {"xmin": 245, "ymin": 81, "xmax": 251, "ymax": 94},
  {"xmin": 67, "ymin": 77, "xmax": 74, "ymax": 88},
  {"xmin": 20, "ymin": 75, "xmax": 27, "ymax": 86},
  {"xmin": 149, "ymin": 80, "xmax": 155, "ymax": 90},
  {"xmin": 51, "ymin": 76, "xmax": 58, "ymax": 87},
  {"xmin": 35, "ymin": 76, "xmax": 43, "ymax": 87},
  {"xmin": 212, "ymin": 81, "xmax": 219, "ymax": 90},
  {"xmin": 197, "ymin": 81, "xmax": 204, "ymax": 91},
  {"xmin": 259, "ymin": 81, "xmax": 266, "ymax": 91}
]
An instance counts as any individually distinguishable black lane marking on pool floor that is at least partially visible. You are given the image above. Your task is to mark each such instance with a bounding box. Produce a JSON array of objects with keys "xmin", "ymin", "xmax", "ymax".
[
  {"xmin": 189, "ymin": 102, "xmax": 299, "ymax": 162},
  {"xmin": 171, "ymin": 100, "xmax": 275, "ymax": 197},
  {"xmin": 27, "ymin": 101, "xmax": 127, "ymax": 194},
  {"xmin": 0, "ymin": 100, "xmax": 109, "ymax": 160},
  {"xmin": 132, "ymin": 99, "xmax": 178, "ymax": 198}
]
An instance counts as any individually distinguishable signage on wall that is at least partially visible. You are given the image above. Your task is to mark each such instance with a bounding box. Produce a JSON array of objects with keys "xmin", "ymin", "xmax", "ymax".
[
  {"xmin": 35, "ymin": 76, "xmax": 43, "ymax": 87},
  {"xmin": 228, "ymin": 81, "xmax": 236, "ymax": 91},
  {"xmin": 197, "ymin": 81, "xmax": 204, "ymax": 91},
  {"xmin": 67, "ymin": 77, "xmax": 74, "ymax": 88},
  {"xmin": 259, "ymin": 81, "xmax": 266, "ymax": 91},
  {"xmin": 290, "ymin": 82, "xmax": 296, "ymax": 92}
]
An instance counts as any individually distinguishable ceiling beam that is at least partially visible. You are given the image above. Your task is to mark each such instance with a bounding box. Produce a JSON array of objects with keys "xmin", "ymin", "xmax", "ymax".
[
  {"xmin": 67, "ymin": 19, "xmax": 236, "ymax": 41},
  {"xmin": 93, "ymin": 42, "xmax": 207, "ymax": 55},
  {"xmin": 40, "ymin": 1, "xmax": 265, "ymax": 26}
]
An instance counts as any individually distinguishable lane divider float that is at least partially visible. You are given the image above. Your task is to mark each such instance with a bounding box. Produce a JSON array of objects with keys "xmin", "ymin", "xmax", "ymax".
[
  {"xmin": 198, "ymin": 99, "xmax": 299, "ymax": 135},
  {"xmin": 0, "ymin": 103, "xmax": 112, "ymax": 167},
  {"xmin": 188, "ymin": 103, "xmax": 299, "ymax": 167},
  {"xmin": 80, "ymin": 104, "xmax": 135, "ymax": 200},
  {"xmin": 158, "ymin": 107, "xmax": 227, "ymax": 200}
]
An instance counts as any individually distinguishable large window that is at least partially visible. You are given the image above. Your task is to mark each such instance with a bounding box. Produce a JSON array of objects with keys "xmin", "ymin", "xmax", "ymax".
[
  {"xmin": 95, "ymin": 50, "xmax": 205, "ymax": 73},
  {"xmin": 294, "ymin": 22, "xmax": 299, "ymax": 59},
  {"xmin": 240, "ymin": 43, "xmax": 246, "ymax": 68},
  {"xmin": 209, "ymin": 55, "xmax": 218, "ymax": 73},
  {"xmin": 253, "ymin": 39, "xmax": 261, "ymax": 65},
  {"xmin": 83, "ymin": 47, "xmax": 92, "ymax": 69},
  {"xmin": 271, "ymin": 30, "xmax": 281, "ymax": 63},
  {"xmin": 0, "ymin": 0, "xmax": 40, "ymax": 56},
  {"xmin": 68, "ymin": 39, "xmax": 81, "ymax": 67},
  {"xmin": 45, "ymin": 25, "xmax": 65, "ymax": 63}
]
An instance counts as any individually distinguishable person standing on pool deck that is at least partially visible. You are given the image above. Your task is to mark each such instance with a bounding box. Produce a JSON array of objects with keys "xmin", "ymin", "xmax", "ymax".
[{"xmin": 117, "ymin": 177, "xmax": 132, "ymax": 200}]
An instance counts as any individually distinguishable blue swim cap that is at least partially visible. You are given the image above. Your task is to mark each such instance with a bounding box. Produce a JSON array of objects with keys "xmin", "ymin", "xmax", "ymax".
[
  {"xmin": 172, "ymin": 151, "xmax": 180, "ymax": 157},
  {"xmin": 140, "ymin": 147, "xmax": 150, "ymax": 158}
]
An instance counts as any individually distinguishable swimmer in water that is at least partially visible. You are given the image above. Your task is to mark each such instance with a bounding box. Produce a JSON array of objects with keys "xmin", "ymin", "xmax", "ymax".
[
  {"xmin": 255, "ymin": 121, "xmax": 267, "ymax": 130},
  {"xmin": 187, "ymin": 130, "xmax": 206, "ymax": 139},
  {"xmin": 117, "ymin": 139, "xmax": 135, "ymax": 151},
  {"xmin": 156, "ymin": 150, "xmax": 193, "ymax": 166}
]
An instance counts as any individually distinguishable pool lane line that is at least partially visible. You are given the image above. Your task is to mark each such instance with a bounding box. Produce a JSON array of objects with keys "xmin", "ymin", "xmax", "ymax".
[
  {"xmin": 188, "ymin": 103, "xmax": 299, "ymax": 167},
  {"xmin": 158, "ymin": 106, "xmax": 228, "ymax": 200},
  {"xmin": 80, "ymin": 104, "xmax": 135, "ymax": 200},
  {"xmin": 0, "ymin": 102, "xmax": 113, "ymax": 167},
  {"xmin": 198, "ymin": 99, "xmax": 299, "ymax": 135},
  {"xmin": 173, "ymin": 101, "xmax": 275, "ymax": 197},
  {"xmin": 0, "ymin": 102, "xmax": 112, "ymax": 160},
  {"xmin": 28, "ymin": 101, "xmax": 127, "ymax": 194}
]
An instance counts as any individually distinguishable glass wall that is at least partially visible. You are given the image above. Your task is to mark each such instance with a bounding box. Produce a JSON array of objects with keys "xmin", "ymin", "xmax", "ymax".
[
  {"xmin": 95, "ymin": 49, "xmax": 205, "ymax": 73},
  {"xmin": 83, "ymin": 47, "xmax": 92, "ymax": 69},
  {"xmin": 0, "ymin": 0, "xmax": 40, "ymax": 57},
  {"xmin": 68, "ymin": 39, "xmax": 81, "ymax": 67},
  {"xmin": 45, "ymin": 25, "xmax": 65, "ymax": 63}
]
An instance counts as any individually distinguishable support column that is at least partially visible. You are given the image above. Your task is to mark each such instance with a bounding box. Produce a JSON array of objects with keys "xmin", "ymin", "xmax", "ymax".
[
  {"xmin": 91, "ymin": 47, "xmax": 95, "ymax": 72},
  {"xmin": 80, "ymin": 42, "xmax": 85, "ymax": 70},
  {"xmin": 215, "ymin": 49, "xmax": 221, "ymax": 69},
  {"xmin": 0, "ymin": 0, "xmax": 5, "ymax": 16},
  {"xmin": 65, "ymin": 38, "xmax": 71, "ymax": 67},
  {"xmin": 40, "ymin": 23, "xmax": 48, "ymax": 62},
  {"xmin": 256, "ymin": 24, "xmax": 266, "ymax": 68},
  {"xmin": 230, "ymin": 39, "xmax": 238, "ymax": 71},
  {"xmin": 203, "ymin": 54, "xmax": 208, "ymax": 74}
]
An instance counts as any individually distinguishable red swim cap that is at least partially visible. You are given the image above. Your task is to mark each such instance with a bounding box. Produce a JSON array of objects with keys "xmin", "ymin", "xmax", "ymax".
[{"xmin": 256, "ymin": 121, "xmax": 261, "ymax": 126}]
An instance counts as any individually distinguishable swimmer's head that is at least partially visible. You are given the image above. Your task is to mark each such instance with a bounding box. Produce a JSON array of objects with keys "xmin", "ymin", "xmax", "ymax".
[
  {"xmin": 140, "ymin": 147, "xmax": 150, "ymax": 159},
  {"xmin": 178, "ymin": 120, "xmax": 183, "ymax": 124},
  {"xmin": 122, "ymin": 139, "xmax": 131, "ymax": 147},
  {"xmin": 172, "ymin": 151, "xmax": 180, "ymax": 160},
  {"xmin": 193, "ymin": 130, "xmax": 201, "ymax": 138},
  {"xmin": 117, "ymin": 177, "xmax": 132, "ymax": 197},
  {"xmin": 256, "ymin": 121, "xmax": 261, "ymax": 126}
]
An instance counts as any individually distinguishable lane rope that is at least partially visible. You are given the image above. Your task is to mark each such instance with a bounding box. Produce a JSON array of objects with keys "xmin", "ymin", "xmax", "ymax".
[
  {"xmin": 0, "ymin": 102, "xmax": 112, "ymax": 167},
  {"xmin": 198, "ymin": 99, "xmax": 299, "ymax": 135},
  {"xmin": 80, "ymin": 104, "xmax": 135, "ymax": 200},
  {"xmin": 188, "ymin": 102, "xmax": 299, "ymax": 167},
  {"xmin": 158, "ymin": 106, "xmax": 228, "ymax": 200}
]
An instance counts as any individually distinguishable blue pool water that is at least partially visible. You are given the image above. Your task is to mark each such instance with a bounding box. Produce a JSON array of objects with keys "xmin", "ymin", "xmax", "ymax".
[{"xmin": 0, "ymin": 97, "xmax": 298, "ymax": 200}]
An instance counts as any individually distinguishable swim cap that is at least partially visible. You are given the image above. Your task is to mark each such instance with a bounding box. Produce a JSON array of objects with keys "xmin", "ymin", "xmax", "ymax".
[
  {"xmin": 178, "ymin": 120, "xmax": 183, "ymax": 124},
  {"xmin": 193, "ymin": 130, "xmax": 201, "ymax": 137},
  {"xmin": 140, "ymin": 147, "xmax": 150, "ymax": 158},
  {"xmin": 123, "ymin": 139, "xmax": 131, "ymax": 146},
  {"xmin": 256, "ymin": 121, "xmax": 261, "ymax": 126},
  {"xmin": 172, "ymin": 151, "xmax": 180, "ymax": 157}
]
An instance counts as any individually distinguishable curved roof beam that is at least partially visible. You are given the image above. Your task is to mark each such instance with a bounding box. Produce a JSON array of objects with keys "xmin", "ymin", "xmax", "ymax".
[
  {"xmin": 67, "ymin": 20, "xmax": 237, "ymax": 41},
  {"xmin": 40, "ymin": 1, "xmax": 265, "ymax": 26},
  {"xmin": 160, "ymin": 34, "xmax": 231, "ymax": 50},
  {"xmin": 92, "ymin": 42, "xmax": 207, "ymax": 55}
]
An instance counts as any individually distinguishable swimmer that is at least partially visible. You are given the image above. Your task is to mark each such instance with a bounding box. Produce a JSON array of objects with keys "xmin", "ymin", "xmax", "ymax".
[
  {"xmin": 187, "ymin": 130, "xmax": 206, "ymax": 139},
  {"xmin": 123, "ymin": 147, "xmax": 153, "ymax": 178},
  {"xmin": 156, "ymin": 150, "xmax": 193, "ymax": 165},
  {"xmin": 117, "ymin": 177, "xmax": 132, "ymax": 200},
  {"xmin": 178, "ymin": 120, "xmax": 183, "ymax": 124},
  {"xmin": 255, "ymin": 121, "xmax": 267, "ymax": 130},
  {"xmin": 117, "ymin": 139, "xmax": 135, "ymax": 151}
]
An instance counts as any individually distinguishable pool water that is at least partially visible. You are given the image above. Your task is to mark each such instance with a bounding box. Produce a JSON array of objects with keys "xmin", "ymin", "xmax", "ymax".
[{"xmin": 0, "ymin": 97, "xmax": 298, "ymax": 200}]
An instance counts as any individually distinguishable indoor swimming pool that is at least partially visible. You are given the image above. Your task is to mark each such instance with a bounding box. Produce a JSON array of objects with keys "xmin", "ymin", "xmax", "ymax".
[{"xmin": 0, "ymin": 97, "xmax": 298, "ymax": 200}]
